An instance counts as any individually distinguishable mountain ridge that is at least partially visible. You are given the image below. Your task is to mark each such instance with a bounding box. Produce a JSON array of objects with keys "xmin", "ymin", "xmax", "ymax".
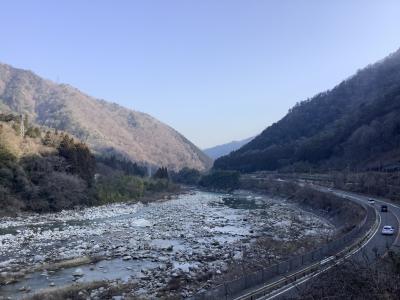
[
  {"xmin": 214, "ymin": 48, "xmax": 400, "ymax": 172},
  {"xmin": 0, "ymin": 62, "xmax": 212, "ymax": 171},
  {"xmin": 203, "ymin": 137, "xmax": 254, "ymax": 160}
]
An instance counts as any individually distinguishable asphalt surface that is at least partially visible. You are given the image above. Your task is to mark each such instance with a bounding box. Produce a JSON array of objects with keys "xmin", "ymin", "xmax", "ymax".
[
  {"xmin": 263, "ymin": 185, "xmax": 400, "ymax": 300},
  {"xmin": 328, "ymin": 187, "xmax": 400, "ymax": 261}
]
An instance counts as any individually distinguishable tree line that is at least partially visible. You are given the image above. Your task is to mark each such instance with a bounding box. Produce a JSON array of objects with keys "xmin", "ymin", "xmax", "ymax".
[
  {"xmin": 0, "ymin": 114, "xmax": 178, "ymax": 214},
  {"xmin": 214, "ymin": 52, "xmax": 400, "ymax": 173}
]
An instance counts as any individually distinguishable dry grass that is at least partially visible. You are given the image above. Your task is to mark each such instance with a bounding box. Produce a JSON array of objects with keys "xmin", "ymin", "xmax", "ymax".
[
  {"xmin": 24, "ymin": 281, "xmax": 140, "ymax": 300},
  {"xmin": 297, "ymin": 251, "xmax": 400, "ymax": 299},
  {"xmin": 0, "ymin": 256, "xmax": 103, "ymax": 286},
  {"xmin": 41, "ymin": 256, "xmax": 96, "ymax": 272},
  {"xmin": 0, "ymin": 121, "xmax": 55, "ymax": 158},
  {"xmin": 24, "ymin": 282, "xmax": 103, "ymax": 300}
]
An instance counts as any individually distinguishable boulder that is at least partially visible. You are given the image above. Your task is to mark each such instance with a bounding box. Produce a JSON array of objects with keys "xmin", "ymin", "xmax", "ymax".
[
  {"xmin": 73, "ymin": 268, "xmax": 84, "ymax": 277},
  {"xmin": 34, "ymin": 255, "xmax": 45, "ymax": 262}
]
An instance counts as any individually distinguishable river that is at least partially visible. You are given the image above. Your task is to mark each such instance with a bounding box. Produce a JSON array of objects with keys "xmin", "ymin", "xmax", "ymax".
[{"xmin": 0, "ymin": 189, "xmax": 334, "ymax": 299}]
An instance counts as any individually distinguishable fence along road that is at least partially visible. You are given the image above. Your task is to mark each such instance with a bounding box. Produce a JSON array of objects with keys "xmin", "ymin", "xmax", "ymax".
[
  {"xmin": 190, "ymin": 180, "xmax": 398, "ymax": 300},
  {"xmin": 243, "ymin": 184, "xmax": 400, "ymax": 300}
]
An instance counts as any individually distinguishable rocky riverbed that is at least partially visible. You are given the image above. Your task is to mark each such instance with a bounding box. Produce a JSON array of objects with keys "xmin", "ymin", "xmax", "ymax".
[{"xmin": 0, "ymin": 190, "xmax": 334, "ymax": 299}]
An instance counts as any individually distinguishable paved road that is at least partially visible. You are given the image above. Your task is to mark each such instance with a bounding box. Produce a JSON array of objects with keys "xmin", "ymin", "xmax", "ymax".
[
  {"xmin": 263, "ymin": 185, "xmax": 400, "ymax": 300},
  {"xmin": 327, "ymin": 187, "xmax": 400, "ymax": 259}
]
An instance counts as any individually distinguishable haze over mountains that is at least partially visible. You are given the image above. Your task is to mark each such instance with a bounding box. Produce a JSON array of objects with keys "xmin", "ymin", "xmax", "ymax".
[
  {"xmin": 0, "ymin": 63, "xmax": 212, "ymax": 171},
  {"xmin": 204, "ymin": 137, "xmax": 254, "ymax": 160},
  {"xmin": 215, "ymin": 48, "xmax": 400, "ymax": 172}
]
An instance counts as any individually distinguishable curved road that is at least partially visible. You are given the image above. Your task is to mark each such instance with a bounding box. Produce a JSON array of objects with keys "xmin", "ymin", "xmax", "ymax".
[
  {"xmin": 258, "ymin": 185, "xmax": 400, "ymax": 300},
  {"xmin": 327, "ymin": 187, "xmax": 400, "ymax": 260}
]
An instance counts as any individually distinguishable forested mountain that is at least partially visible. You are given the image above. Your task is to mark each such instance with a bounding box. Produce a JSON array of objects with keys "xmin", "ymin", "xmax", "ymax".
[
  {"xmin": 214, "ymin": 48, "xmax": 400, "ymax": 172},
  {"xmin": 0, "ymin": 114, "xmax": 176, "ymax": 214},
  {"xmin": 0, "ymin": 63, "xmax": 212, "ymax": 171},
  {"xmin": 203, "ymin": 137, "xmax": 253, "ymax": 160},
  {"xmin": 0, "ymin": 116, "xmax": 95, "ymax": 213}
]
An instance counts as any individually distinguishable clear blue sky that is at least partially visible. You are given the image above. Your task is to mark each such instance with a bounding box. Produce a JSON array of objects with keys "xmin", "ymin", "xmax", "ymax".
[{"xmin": 1, "ymin": 1, "xmax": 400, "ymax": 148}]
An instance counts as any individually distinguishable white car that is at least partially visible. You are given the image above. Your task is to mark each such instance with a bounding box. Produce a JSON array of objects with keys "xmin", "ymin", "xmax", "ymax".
[
  {"xmin": 368, "ymin": 199, "xmax": 375, "ymax": 205},
  {"xmin": 381, "ymin": 225, "xmax": 395, "ymax": 235}
]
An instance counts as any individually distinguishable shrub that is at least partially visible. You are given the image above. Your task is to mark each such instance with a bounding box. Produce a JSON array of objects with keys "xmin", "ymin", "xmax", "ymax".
[
  {"xmin": 0, "ymin": 144, "xmax": 16, "ymax": 167},
  {"xmin": 0, "ymin": 185, "xmax": 25, "ymax": 216},
  {"xmin": 34, "ymin": 172, "xmax": 89, "ymax": 211},
  {"xmin": 95, "ymin": 175, "xmax": 145, "ymax": 204},
  {"xmin": 199, "ymin": 170, "xmax": 240, "ymax": 190},
  {"xmin": 144, "ymin": 178, "xmax": 170, "ymax": 192},
  {"xmin": 25, "ymin": 126, "xmax": 41, "ymax": 138},
  {"xmin": 171, "ymin": 167, "xmax": 202, "ymax": 185}
]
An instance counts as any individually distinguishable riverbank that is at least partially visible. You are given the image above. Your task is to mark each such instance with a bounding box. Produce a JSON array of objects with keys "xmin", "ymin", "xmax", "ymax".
[
  {"xmin": 240, "ymin": 175, "xmax": 366, "ymax": 232},
  {"xmin": 0, "ymin": 190, "xmax": 333, "ymax": 299},
  {"xmin": 0, "ymin": 187, "xmax": 185, "ymax": 291}
]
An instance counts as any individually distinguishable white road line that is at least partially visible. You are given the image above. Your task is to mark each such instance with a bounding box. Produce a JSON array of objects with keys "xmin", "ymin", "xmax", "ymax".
[
  {"xmin": 261, "ymin": 206, "xmax": 382, "ymax": 300},
  {"xmin": 320, "ymin": 256, "xmax": 335, "ymax": 265},
  {"xmin": 237, "ymin": 181, "xmax": 398, "ymax": 300}
]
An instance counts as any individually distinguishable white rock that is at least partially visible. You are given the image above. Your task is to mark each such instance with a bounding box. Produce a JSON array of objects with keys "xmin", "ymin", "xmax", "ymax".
[
  {"xmin": 34, "ymin": 255, "xmax": 45, "ymax": 262},
  {"xmin": 233, "ymin": 251, "xmax": 243, "ymax": 260},
  {"xmin": 73, "ymin": 268, "xmax": 84, "ymax": 277}
]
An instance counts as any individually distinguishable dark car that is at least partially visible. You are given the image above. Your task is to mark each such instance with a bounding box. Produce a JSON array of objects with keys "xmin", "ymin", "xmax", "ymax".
[{"xmin": 381, "ymin": 205, "xmax": 388, "ymax": 212}]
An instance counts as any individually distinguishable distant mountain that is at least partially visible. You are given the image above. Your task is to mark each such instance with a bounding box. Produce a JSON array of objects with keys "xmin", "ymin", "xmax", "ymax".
[
  {"xmin": 0, "ymin": 63, "xmax": 212, "ymax": 171},
  {"xmin": 204, "ymin": 137, "xmax": 254, "ymax": 160},
  {"xmin": 214, "ymin": 48, "xmax": 400, "ymax": 172}
]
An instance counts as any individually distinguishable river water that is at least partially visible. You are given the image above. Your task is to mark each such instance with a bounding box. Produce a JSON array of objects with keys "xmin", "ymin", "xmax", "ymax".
[{"xmin": 0, "ymin": 190, "xmax": 334, "ymax": 299}]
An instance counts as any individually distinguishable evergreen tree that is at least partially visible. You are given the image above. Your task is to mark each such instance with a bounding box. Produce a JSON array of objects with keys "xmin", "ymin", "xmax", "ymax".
[
  {"xmin": 42, "ymin": 131, "xmax": 52, "ymax": 146},
  {"xmin": 58, "ymin": 135, "xmax": 95, "ymax": 185},
  {"xmin": 153, "ymin": 167, "xmax": 169, "ymax": 180}
]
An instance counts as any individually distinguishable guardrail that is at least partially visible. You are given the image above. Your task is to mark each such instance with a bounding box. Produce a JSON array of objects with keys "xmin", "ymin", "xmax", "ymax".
[{"xmin": 190, "ymin": 196, "xmax": 376, "ymax": 300}]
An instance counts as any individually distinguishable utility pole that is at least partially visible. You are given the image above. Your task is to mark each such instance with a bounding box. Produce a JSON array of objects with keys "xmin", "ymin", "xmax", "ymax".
[{"xmin": 19, "ymin": 114, "xmax": 25, "ymax": 138}]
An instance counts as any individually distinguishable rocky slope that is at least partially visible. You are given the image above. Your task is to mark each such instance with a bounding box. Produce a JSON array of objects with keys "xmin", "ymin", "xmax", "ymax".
[{"xmin": 0, "ymin": 63, "xmax": 212, "ymax": 170}]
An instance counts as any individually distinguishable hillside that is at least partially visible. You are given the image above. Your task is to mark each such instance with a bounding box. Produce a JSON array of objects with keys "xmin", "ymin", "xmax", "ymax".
[
  {"xmin": 0, "ymin": 114, "xmax": 179, "ymax": 215},
  {"xmin": 214, "ymin": 48, "xmax": 400, "ymax": 172},
  {"xmin": 0, "ymin": 117, "xmax": 95, "ymax": 214},
  {"xmin": 204, "ymin": 137, "xmax": 253, "ymax": 160},
  {"xmin": 0, "ymin": 63, "xmax": 212, "ymax": 171}
]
